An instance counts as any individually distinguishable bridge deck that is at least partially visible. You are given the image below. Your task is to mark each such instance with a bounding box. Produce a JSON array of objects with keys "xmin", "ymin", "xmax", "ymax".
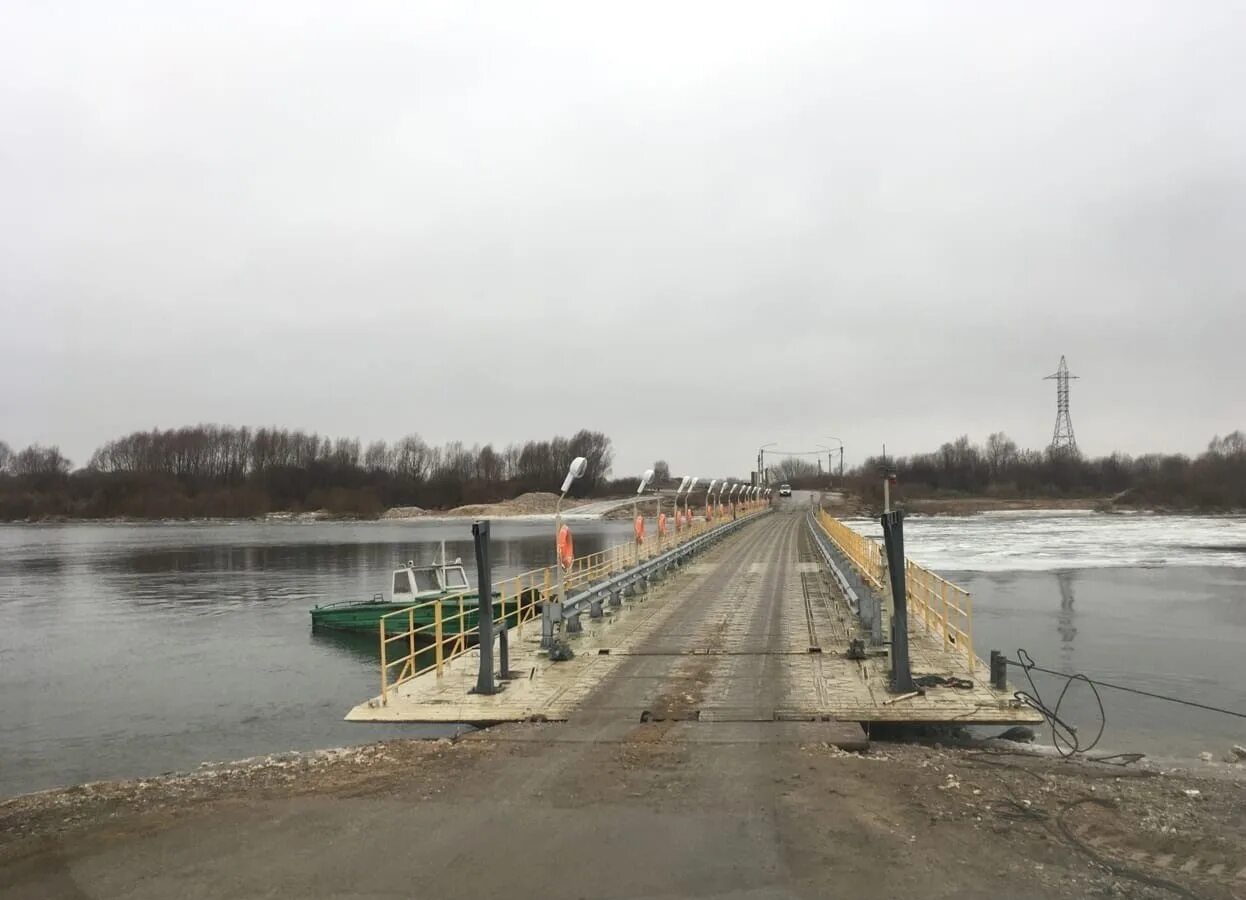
[{"xmin": 348, "ymin": 512, "xmax": 1040, "ymax": 729}]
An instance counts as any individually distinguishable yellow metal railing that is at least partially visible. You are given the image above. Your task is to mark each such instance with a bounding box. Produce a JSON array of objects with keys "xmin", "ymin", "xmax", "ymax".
[
  {"xmin": 905, "ymin": 560, "xmax": 973, "ymax": 669},
  {"xmin": 377, "ymin": 502, "xmax": 771, "ymax": 704},
  {"xmin": 814, "ymin": 509, "xmax": 975, "ymax": 672},
  {"xmin": 815, "ymin": 509, "xmax": 884, "ymax": 590}
]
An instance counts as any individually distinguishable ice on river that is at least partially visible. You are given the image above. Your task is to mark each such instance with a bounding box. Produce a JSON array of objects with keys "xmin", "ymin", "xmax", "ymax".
[{"xmin": 843, "ymin": 511, "xmax": 1246, "ymax": 572}]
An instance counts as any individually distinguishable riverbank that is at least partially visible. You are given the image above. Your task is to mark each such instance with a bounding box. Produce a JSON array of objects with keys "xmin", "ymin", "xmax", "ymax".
[
  {"xmin": 11, "ymin": 494, "xmax": 1242, "ymax": 524},
  {"xmin": 1, "ymin": 491, "xmax": 628, "ymax": 524},
  {"xmin": 3, "ymin": 731, "xmax": 1244, "ymax": 899}
]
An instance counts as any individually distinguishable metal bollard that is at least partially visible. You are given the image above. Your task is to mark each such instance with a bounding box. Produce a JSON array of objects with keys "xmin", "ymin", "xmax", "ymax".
[
  {"xmin": 589, "ymin": 597, "xmax": 603, "ymax": 618},
  {"xmin": 609, "ymin": 589, "xmax": 622, "ymax": 609},
  {"xmin": 990, "ymin": 650, "xmax": 1008, "ymax": 691},
  {"xmin": 565, "ymin": 611, "xmax": 582, "ymax": 634}
]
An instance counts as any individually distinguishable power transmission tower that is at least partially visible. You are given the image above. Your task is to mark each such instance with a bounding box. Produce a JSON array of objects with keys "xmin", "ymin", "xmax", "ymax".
[{"xmin": 1044, "ymin": 355, "xmax": 1079, "ymax": 456}]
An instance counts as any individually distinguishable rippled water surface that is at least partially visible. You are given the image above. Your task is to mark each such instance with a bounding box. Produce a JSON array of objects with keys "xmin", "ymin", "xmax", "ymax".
[{"xmin": 0, "ymin": 520, "xmax": 632, "ymax": 797}]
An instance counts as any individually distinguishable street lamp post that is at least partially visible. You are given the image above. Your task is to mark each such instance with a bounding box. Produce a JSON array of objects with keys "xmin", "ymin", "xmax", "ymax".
[
  {"xmin": 824, "ymin": 436, "xmax": 845, "ymax": 482},
  {"xmin": 757, "ymin": 442, "xmax": 777, "ymax": 487},
  {"xmin": 671, "ymin": 476, "xmax": 690, "ymax": 540},
  {"xmin": 634, "ymin": 468, "xmax": 654, "ymax": 562},
  {"xmin": 705, "ymin": 478, "xmax": 719, "ymax": 521},
  {"xmin": 548, "ymin": 456, "xmax": 587, "ymax": 653},
  {"xmin": 880, "ymin": 444, "xmax": 896, "ymax": 514}
]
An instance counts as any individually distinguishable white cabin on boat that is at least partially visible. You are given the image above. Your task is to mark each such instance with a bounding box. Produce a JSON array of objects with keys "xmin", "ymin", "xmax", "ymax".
[{"xmin": 390, "ymin": 560, "xmax": 471, "ymax": 602}]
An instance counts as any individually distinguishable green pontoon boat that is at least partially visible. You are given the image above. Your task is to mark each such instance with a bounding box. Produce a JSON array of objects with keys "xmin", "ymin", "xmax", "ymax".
[{"xmin": 309, "ymin": 553, "xmax": 538, "ymax": 635}]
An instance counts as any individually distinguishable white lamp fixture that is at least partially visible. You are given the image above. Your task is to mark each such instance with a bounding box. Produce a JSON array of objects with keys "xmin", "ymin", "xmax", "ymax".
[{"xmin": 561, "ymin": 457, "xmax": 588, "ymax": 494}]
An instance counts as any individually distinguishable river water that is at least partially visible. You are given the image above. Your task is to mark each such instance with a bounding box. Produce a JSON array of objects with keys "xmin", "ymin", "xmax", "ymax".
[
  {"xmin": 1, "ymin": 513, "xmax": 1244, "ymax": 797},
  {"xmin": 0, "ymin": 519, "xmax": 632, "ymax": 798},
  {"xmin": 847, "ymin": 512, "xmax": 1246, "ymax": 761}
]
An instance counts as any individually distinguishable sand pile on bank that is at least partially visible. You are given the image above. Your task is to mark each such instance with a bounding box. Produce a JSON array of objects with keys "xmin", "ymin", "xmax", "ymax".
[
  {"xmin": 445, "ymin": 492, "xmax": 587, "ymax": 517},
  {"xmin": 380, "ymin": 506, "xmax": 426, "ymax": 519}
]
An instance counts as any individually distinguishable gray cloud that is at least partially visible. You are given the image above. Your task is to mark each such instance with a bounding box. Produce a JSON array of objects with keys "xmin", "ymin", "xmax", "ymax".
[{"xmin": 3, "ymin": 2, "xmax": 1244, "ymax": 478}]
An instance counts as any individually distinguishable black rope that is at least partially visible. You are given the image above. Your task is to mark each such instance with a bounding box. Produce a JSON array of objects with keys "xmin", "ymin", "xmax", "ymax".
[
  {"xmin": 1056, "ymin": 798, "xmax": 1208, "ymax": 900},
  {"xmin": 1006, "ymin": 650, "xmax": 1246, "ymax": 720},
  {"xmin": 1011, "ymin": 649, "xmax": 1106, "ymax": 758},
  {"xmin": 963, "ymin": 754, "xmax": 1202, "ymax": 898},
  {"xmin": 914, "ymin": 673, "xmax": 974, "ymax": 690},
  {"xmin": 1005, "ymin": 648, "xmax": 1246, "ymax": 761}
]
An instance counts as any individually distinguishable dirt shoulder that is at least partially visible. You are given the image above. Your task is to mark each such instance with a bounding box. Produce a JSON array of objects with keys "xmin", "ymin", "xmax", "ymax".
[{"xmin": 3, "ymin": 733, "xmax": 1243, "ymax": 899}]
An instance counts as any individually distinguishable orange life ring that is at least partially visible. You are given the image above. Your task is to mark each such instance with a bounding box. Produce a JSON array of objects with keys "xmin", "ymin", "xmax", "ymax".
[
  {"xmin": 634, "ymin": 514, "xmax": 645, "ymax": 543},
  {"xmin": 658, "ymin": 512, "xmax": 668, "ymax": 536},
  {"xmin": 557, "ymin": 524, "xmax": 574, "ymax": 570}
]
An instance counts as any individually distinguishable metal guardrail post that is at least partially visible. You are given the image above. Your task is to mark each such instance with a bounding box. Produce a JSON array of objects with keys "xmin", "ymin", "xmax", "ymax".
[
  {"xmin": 379, "ymin": 615, "xmax": 388, "ymax": 705},
  {"xmin": 498, "ymin": 616, "xmax": 509, "ymax": 680},
  {"xmin": 541, "ymin": 569, "xmax": 554, "ymax": 649},
  {"xmin": 881, "ymin": 510, "xmax": 916, "ymax": 694}
]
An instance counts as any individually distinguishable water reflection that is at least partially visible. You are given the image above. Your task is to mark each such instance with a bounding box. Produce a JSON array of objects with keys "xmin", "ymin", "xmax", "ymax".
[
  {"xmin": 310, "ymin": 629, "xmax": 382, "ymax": 666},
  {"xmin": 1056, "ymin": 570, "xmax": 1078, "ymax": 666}
]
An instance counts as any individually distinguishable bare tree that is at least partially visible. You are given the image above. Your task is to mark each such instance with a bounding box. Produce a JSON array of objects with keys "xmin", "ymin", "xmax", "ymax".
[
  {"xmin": 393, "ymin": 434, "xmax": 431, "ymax": 480},
  {"xmin": 12, "ymin": 444, "xmax": 71, "ymax": 476},
  {"xmin": 1208, "ymin": 431, "xmax": 1246, "ymax": 457},
  {"xmin": 567, "ymin": 429, "xmax": 613, "ymax": 493},
  {"xmin": 773, "ymin": 456, "xmax": 819, "ymax": 481},
  {"xmin": 985, "ymin": 432, "xmax": 1018, "ymax": 476}
]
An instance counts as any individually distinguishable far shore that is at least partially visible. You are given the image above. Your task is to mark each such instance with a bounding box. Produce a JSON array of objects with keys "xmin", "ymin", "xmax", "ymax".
[{"xmin": 4, "ymin": 494, "xmax": 1243, "ymax": 525}]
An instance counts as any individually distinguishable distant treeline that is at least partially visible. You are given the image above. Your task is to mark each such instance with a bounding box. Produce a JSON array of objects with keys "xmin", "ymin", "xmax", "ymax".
[
  {"xmin": 822, "ymin": 431, "xmax": 1246, "ymax": 512},
  {"xmin": 0, "ymin": 426, "xmax": 621, "ymax": 520}
]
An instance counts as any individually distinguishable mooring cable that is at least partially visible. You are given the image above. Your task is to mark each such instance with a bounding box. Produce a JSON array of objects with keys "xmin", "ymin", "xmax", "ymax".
[
  {"xmin": 1008, "ymin": 650, "xmax": 1246, "ymax": 720},
  {"xmin": 1005, "ymin": 648, "xmax": 1246, "ymax": 760}
]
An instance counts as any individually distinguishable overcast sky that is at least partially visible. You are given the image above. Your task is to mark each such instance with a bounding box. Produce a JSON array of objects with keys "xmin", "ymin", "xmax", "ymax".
[{"xmin": 3, "ymin": 2, "xmax": 1244, "ymax": 479}]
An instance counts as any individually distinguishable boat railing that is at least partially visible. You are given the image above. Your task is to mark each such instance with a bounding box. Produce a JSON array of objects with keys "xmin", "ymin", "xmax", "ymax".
[
  {"xmin": 376, "ymin": 500, "xmax": 773, "ymax": 704},
  {"xmin": 814, "ymin": 509, "xmax": 975, "ymax": 672}
]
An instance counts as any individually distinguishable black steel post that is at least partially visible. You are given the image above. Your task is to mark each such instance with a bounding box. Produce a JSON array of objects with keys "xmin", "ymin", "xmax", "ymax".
[
  {"xmin": 472, "ymin": 520, "xmax": 495, "ymax": 695},
  {"xmin": 990, "ymin": 650, "xmax": 1007, "ymax": 691},
  {"xmin": 881, "ymin": 510, "xmax": 916, "ymax": 694},
  {"xmin": 498, "ymin": 625, "xmax": 509, "ymax": 679}
]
